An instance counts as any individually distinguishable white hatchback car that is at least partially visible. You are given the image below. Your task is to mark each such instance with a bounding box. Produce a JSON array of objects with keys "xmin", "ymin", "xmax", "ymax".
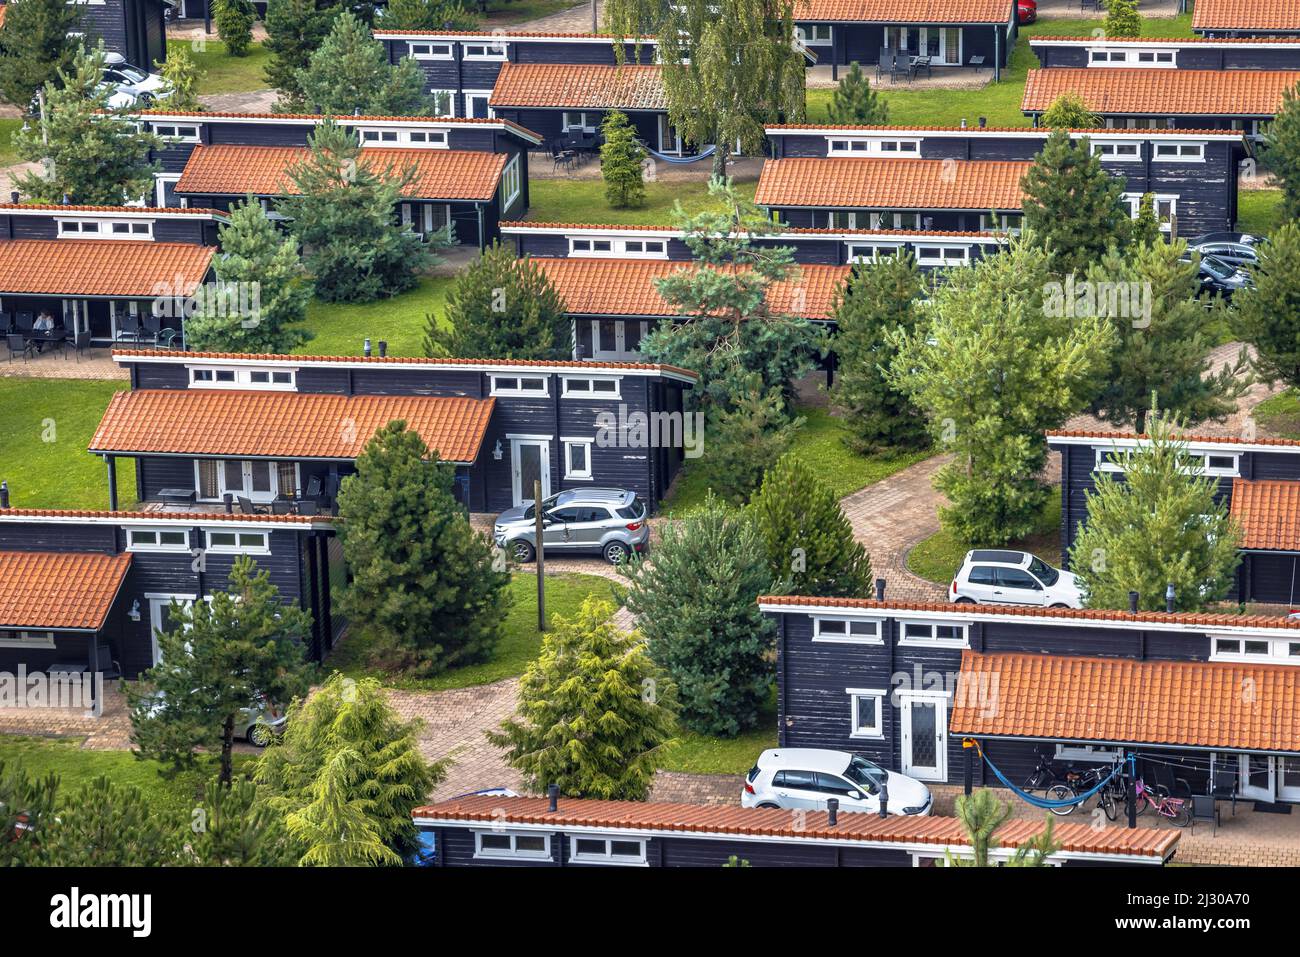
[
  {"xmin": 742, "ymin": 748, "xmax": 933, "ymax": 816},
  {"xmin": 949, "ymin": 549, "xmax": 1083, "ymax": 608}
]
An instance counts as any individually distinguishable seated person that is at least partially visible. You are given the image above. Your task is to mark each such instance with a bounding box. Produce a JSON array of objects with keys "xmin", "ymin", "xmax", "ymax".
[{"xmin": 32, "ymin": 310, "xmax": 55, "ymax": 351}]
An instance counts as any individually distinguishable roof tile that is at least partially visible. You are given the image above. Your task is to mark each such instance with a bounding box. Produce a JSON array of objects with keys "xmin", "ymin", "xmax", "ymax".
[
  {"xmin": 794, "ymin": 0, "xmax": 1012, "ymax": 22},
  {"xmin": 1193, "ymin": 0, "xmax": 1300, "ymax": 32},
  {"xmin": 0, "ymin": 241, "xmax": 214, "ymax": 297},
  {"xmin": 0, "ymin": 551, "xmax": 131, "ymax": 631},
  {"xmin": 489, "ymin": 62, "xmax": 666, "ymax": 110},
  {"xmin": 1022, "ymin": 67, "xmax": 1300, "ymax": 115},
  {"xmin": 754, "ymin": 156, "xmax": 1029, "ymax": 209},
  {"xmin": 1231, "ymin": 478, "xmax": 1300, "ymax": 551},
  {"xmin": 89, "ymin": 390, "xmax": 495, "ymax": 463}
]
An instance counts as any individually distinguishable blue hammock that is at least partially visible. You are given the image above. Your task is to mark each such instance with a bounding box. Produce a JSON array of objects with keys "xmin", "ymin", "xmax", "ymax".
[
  {"xmin": 646, "ymin": 145, "xmax": 717, "ymax": 165},
  {"xmin": 974, "ymin": 741, "xmax": 1128, "ymax": 810}
]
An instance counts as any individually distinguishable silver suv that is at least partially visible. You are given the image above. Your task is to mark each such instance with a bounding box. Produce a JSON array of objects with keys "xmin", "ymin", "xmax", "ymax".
[{"xmin": 493, "ymin": 488, "xmax": 649, "ymax": 565}]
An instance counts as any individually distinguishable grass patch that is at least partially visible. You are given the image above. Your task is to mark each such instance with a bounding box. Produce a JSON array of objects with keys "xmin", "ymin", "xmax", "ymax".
[
  {"xmin": 0, "ymin": 735, "xmax": 252, "ymax": 820},
  {"xmin": 326, "ymin": 571, "xmax": 620, "ymax": 691},
  {"xmin": 483, "ymin": 0, "xmax": 582, "ymax": 24},
  {"xmin": 662, "ymin": 405, "xmax": 930, "ymax": 515},
  {"xmin": 906, "ymin": 489, "xmax": 1063, "ymax": 585},
  {"xmin": 298, "ymin": 274, "xmax": 456, "ymax": 358},
  {"xmin": 527, "ymin": 177, "xmax": 757, "ymax": 226},
  {"xmin": 657, "ymin": 686, "xmax": 778, "ymax": 775},
  {"xmin": 1237, "ymin": 189, "xmax": 1284, "ymax": 237},
  {"xmin": 0, "ymin": 378, "xmax": 135, "ymax": 510},
  {"xmin": 1253, "ymin": 388, "xmax": 1300, "ymax": 440},
  {"xmin": 806, "ymin": 16, "xmax": 1195, "ymax": 128},
  {"xmin": 0, "ymin": 118, "xmax": 20, "ymax": 167},
  {"xmin": 169, "ymin": 39, "xmax": 271, "ymax": 96}
]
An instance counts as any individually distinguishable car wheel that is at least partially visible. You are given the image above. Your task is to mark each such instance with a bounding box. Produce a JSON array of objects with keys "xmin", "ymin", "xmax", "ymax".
[
  {"xmin": 953, "ymin": 597, "xmax": 976, "ymax": 605},
  {"xmin": 603, "ymin": 540, "xmax": 629, "ymax": 565},
  {"xmin": 247, "ymin": 723, "xmax": 275, "ymax": 748},
  {"xmin": 1049, "ymin": 603, "xmax": 1071, "ymax": 609},
  {"xmin": 510, "ymin": 539, "xmax": 535, "ymax": 563},
  {"xmin": 756, "ymin": 802, "xmax": 781, "ymax": 809}
]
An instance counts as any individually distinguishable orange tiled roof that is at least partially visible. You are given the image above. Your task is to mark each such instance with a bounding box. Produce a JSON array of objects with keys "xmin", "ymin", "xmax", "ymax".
[
  {"xmin": 174, "ymin": 145, "xmax": 507, "ymax": 201},
  {"xmin": 0, "ymin": 550, "xmax": 131, "ymax": 631},
  {"xmin": 754, "ymin": 156, "xmax": 1029, "ymax": 209},
  {"xmin": 795, "ymin": 0, "xmax": 1012, "ymax": 21},
  {"xmin": 757, "ymin": 594, "xmax": 1300, "ymax": 631},
  {"xmin": 501, "ymin": 220, "xmax": 1001, "ymax": 238},
  {"xmin": 0, "ymin": 241, "xmax": 214, "ymax": 297},
  {"xmin": 1194, "ymin": 0, "xmax": 1300, "ymax": 33},
  {"xmin": 0, "ymin": 203, "xmax": 227, "ymax": 216},
  {"xmin": 1230, "ymin": 479, "xmax": 1300, "ymax": 551},
  {"xmin": 128, "ymin": 109, "xmax": 544, "ymax": 142},
  {"xmin": 411, "ymin": 794, "xmax": 1178, "ymax": 859},
  {"xmin": 90, "ymin": 390, "xmax": 496, "ymax": 463},
  {"xmin": 1032, "ymin": 34, "xmax": 1300, "ymax": 45},
  {"xmin": 0, "ymin": 508, "xmax": 330, "ymax": 525},
  {"xmin": 489, "ymin": 62, "xmax": 666, "ymax": 110},
  {"xmin": 951, "ymin": 650, "xmax": 1300, "ymax": 753},
  {"xmin": 1047, "ymin": 428, "xmax": 1300, "ymax": 449},
  {"xmin": 532, "ymin": 257, "xmax": 849, "ymax": 319},
  {"xmin": 1022, "ymin": 68, "xmax": 1300, "ymax": 116}
]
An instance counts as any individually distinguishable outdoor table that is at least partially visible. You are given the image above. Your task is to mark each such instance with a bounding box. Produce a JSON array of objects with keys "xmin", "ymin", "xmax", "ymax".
[{"xmin": 158, "ymin": 488, "xmax": 197, "ymax": 506}]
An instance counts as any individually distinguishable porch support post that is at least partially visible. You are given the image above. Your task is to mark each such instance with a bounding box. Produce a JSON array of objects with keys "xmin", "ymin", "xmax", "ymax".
[
  {"xmin": 993, "ymin": 27, "xmax": 1001, "ymax": 83},
  {"xmin": 963, "ymin": 741, "xmax": 972, "ymax": 796},
  {"xmin": 1126, "ymin": 763, "xmax": 1137, "ymax": 829},
  {"xmin": 88, "ymin": 635, "xmax": 99, "ymax": 707},
  {"xmin": 105, "ymin": 455, "xmax": 118, "ymax": 511},
  {"xmin": 306, "ymin": 533, "xmax": 322, "ymax": 663},
  {"xmin": 319, "ymin": 535, "xmax": 334, "ymax": 654}
]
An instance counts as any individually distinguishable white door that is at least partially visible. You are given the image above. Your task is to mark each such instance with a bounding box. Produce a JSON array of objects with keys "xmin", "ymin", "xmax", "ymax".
[
  {"xmin": 148, "ymin": 595, "xmax": 194, "ymax": 666},
  {"xmin": 1279, "ymin": 757, "xmax": 1300, "ymax": 802},
  {"xmin": 510, "ymin": 438, "xmax": 551, "ymax": 506},
  {"xmin": 900, "ymin": 694, "xmax": 947, "ymax": 781},
  {"xmin": 218, "ymin": 459, "xmax": 280, "ymax": 503},
  {"xmin": 1239, "ymin": 754, "xmax": 1276, "ymax": 802},
  {"xmin": 657, "ymin": 115, "xmax": 682, "ymax": 155}
]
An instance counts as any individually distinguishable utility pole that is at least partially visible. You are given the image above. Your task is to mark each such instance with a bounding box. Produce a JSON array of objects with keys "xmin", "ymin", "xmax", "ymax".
[
  {"xmin": 591, "ymin": 0, "xmax": 598, "ymax": 32},
  {"xmin": 534, "ymin": 478, "xmax": 546, "ymax": 632}
]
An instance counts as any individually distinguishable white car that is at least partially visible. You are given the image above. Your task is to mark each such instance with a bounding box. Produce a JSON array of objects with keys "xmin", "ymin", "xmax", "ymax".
[
  {"xmin": 949, "ymin": 549, "xmax": 1083, "ymax": 608},
  {"xmin": 742, "ymin": 748, "xmax": 933, "ymax": 816},
  {"xmin": 102, "ymin": 53, "xmax": 172, "ymax": 105}
]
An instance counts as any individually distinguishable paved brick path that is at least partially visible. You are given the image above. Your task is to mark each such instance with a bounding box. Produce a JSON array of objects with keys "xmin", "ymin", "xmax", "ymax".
[{"xmin": 0, "ymin": 682, "xmax": 134, "ymax": 750}]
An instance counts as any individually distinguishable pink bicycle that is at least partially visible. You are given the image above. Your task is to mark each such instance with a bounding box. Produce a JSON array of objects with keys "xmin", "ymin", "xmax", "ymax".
[{"xmin": 1134, "ymin": 778, "xmax": 1193, "ymax": 827}]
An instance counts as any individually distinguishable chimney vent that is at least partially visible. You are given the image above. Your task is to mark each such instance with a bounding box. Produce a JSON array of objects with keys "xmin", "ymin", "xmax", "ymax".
[
  {"xmin": 363, "ymin": 338, "xmax": 372, "ymax": 358},
  {"xmin": 1165, "ymin": 583, "xmax": 1176, "ymax": 614},
  {"xmin": 959, "ymin": 118, "xmax": 967, "ymax": 129},
  {"xmin": 378, "ymin": 340, "xmax": 387, "ymax": 357},
  {"xmin": 223, "ymin": 492, "xmax": 232, "ymax": 514},
  {"xmin": 978, "ymin": 116, "xmax": 987, "ymax": 128},
  {"xmin": 0, "ymin": 481, "xmax": 9, "ymax": 509},
  {"xmin": 547, "ymin": 784, "xmax": 559, "ymax": 812},
  {"xmin": 8, "ymin": 191, "xmax": 17, "ymax": 204},
  {"xmin": 878, "ymin": 783, "xmax": 889, "ymax": 818},
  {"xmin": 874, "ymin": 578, "xmax": 886, "ymax": 601},
  {"xmin": 827, "ymin": 798, "xmax": 839, "ymax": 826},
  {"xmin": 1128, "ymin": 591, "xmax": 1139, "ymax": 615}
]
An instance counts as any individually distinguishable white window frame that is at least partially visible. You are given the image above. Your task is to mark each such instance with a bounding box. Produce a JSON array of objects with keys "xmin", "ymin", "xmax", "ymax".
[
  {"xmin": 1054, "ymin": 743, "xmax": 1122, "ymax": 761},
  {"xmin": 188, "ymin": 365, "xmax": 297, "ymax": 390},
  {"xmin": 812, "ymin": 615, "xmax": 883, "ymax": 645},
  {"xmin": 1094, "ymin": 447, "xmax": 1239, "ymax": 476},
  {"xmin": 1209, "ymin": 634, "xmax": 1300, "ymax": 664},
  {"xmin": 1122, "ymin": 192, "xmax": 1177, "ymax": 233},
  {"xmin": 568, "ymin": 236, "xmax": 668, "ymax": 259},
  {"xmin": 915, "ymin": 245, "xmax": 970, "ymax": 267},
  {"xmin": 560, "ymin": 376, "xmax": 621, "ymax": 399},
  {"xmin": 898, "ymin": 619, "xmax": 970, "ymax": 649},
  {"xmin": 0, "ymin": 630, "xmax": 56, "ymax": 649},
  {"xmin": 845, "ymin": 243, "xmax": 901, "ymax": 263},
  {"xmin": 56, "ymin": 218, "xmax": 153, "ymax": 240},
  {"xmin": 1152, "ymin": 141, "xmax": 1205, "ymax": 163},
  {"xmin": 1087, "ymin": 47, "xmax": 1177, "ymax": 68},
  {"xmin": 203, "ymin": 528, "xmax": 272, "ymax": 556},
  {"xmin": 561, "ymin": 437, "xmax": 594, "ymax": 480},
  {"xmin": 500, "ymin": 154, "xmax": 521, "ymax": 208},
  {"xmin": 795, "ymin": 24, "xmax": 832, "ymax": 45},
  {"xmin": 429, "ymin": 90, "xmax": 456, "ymax": 118},
  {"xmin": 473, "ymin": 830, "xmax": 551, "ymax": 860},
  {"xmin": 463, "ymin": 90, "xmax": 494, "ymax": 119},
  {"xmin": 155, "ymin": 173, "xmax": 182, "ymax": 208},
  {"xmin": 1093, "ymin": 141, "xmax": 1143, "ymax": 163},
  {"xmin": 407, "ymin": 41, "xmax": 453, "ymax": 60},
  {"xmin": 978, "ymin": 212, "xmax": 1022, "ymax": 233},
  {"xmin": 126, "ymin": 527, "xmax": 191, "ymax": 552},
  {"xmin": 489, "ymin": 374, "xmax": 550, "ymax": 397},
  {"xmin": 826, "ymin": 137, "xmax": 920, "ymax": 158},
  {"xmin": 150, "ymin": 124, "xmax": 201, "ymax": 143},
  {"xmin": 462, "ymin": 42, "xmax": 508, "ymax": 61},
  {"xmin": 847, "ymin": 687, "xmax": 886, "ymax": 739},
  {"xmin": 568, "ymin": 835, "xmax": 648, "ymax": 865},
  {"xmin": 359, "ymin": 127, "xmax": 449, "ymax": 150},
  {"xmin": 562, "ymin": 111, "xmax": 600, "ymax": 133}
]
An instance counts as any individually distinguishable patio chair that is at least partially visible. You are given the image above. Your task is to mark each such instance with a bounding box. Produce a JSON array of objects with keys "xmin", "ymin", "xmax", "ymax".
[
  {"xmin": 116, "ymin": 314, "xmax": 141, "ymax": 342},
  {"xmin": 271, "ymin": 498, "xmax": 293, "ymax": 515},
  {"xmin": 969, "ymin": 55, "xmax": 986, "ymax": 72},
  {"xmin": 1190, "ymin": 794, "xmax": 1220, "ymax": 836},
  {"xmin": 15, "ymin": 311, "xmax": 34, "ymax": 332},
  {"xmin": 156, "ymin": 327, "xmax": 181, "ymax": 350},
  {"xmin": 892, "ymin": 52, "xmax": 911, "ymax": 83},
  {"xmin": 295, "ymin": 499, "xmax": 319, "ymax": 516},
  {"xmin": 0, "ymin": 311, "xmax": 12, "ymax": 333},
  {"xmin": 551, "ymin": 142, "xmax": 575, "ymax": 175},
  {"xmin": 912, "ymin": 55, "xmax": 932, "ymax": 80},
  {"xmin": 141, "ymin": 314, "xmax": 163, "ymax": 346},
  {"xmin": 876, "ymin": 50, "xmax": 892, "ymax": 81},
  {"xmin": 72, "ymin": 329, "xmax": 93, "ymax": 362},
  {"xmin": 6, "ymin": 333, "xmax": 33, "ymax": 363},
  {"xmin": 237, "ymin": 496, "xmax": 258, "ymax": 515},
  {"xmin": 1210, "ymin": 769, "xmax": 1239, "ymax": 817},
  {"xmin": 304, "ymin": 475, "xmax": 323, "ymax": 502}
]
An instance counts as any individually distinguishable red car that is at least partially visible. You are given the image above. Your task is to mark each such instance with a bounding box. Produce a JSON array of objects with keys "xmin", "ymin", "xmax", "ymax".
[{"xmin": 1018, "ymin": 0, "xmax": 1037, "ymax": 24}]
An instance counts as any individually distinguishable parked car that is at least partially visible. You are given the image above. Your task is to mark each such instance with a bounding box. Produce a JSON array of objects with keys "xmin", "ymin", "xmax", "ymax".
[
  {"xmin": 1188, "ymin": 239, "xmax": 1259, "ymax": 270},
  {"xmin": 1182, "ymin": 252, "xmax": 1252, "ymax": 298},
  {"xmin": 101, "ymin": 52, "xmax": 172, "ymax": 104},
  {"xmin": 1017, "ymin": 0, "xmax": 1037, "ymax": 24},
  {"xmin": 493, "ymin": 488, "xmax": 649, "ymax": 565},
  {"xmin": 950, "ymin": 549, "xmax": 1083, "ymax": 608},
  {"xmin": 743, "ymin": 749, "xmax": 933, "ymax": 816},
  {"xmin": 1188, "ymin": 231, "xmax": 1260, "ymax": 248},
  {"xmin": 139, "ymin": 690, "xmax": 286, "ymax": 747}
]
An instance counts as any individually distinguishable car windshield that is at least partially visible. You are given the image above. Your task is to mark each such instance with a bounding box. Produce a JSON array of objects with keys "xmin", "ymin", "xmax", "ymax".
[
  {"xmin": 1026, "ymin": 555, "xmax": 1059, "ymax": 586},
  {"xmin": 114, "ymin": 64, "xmax": 150, "ymax": 83},
  {"xmin": 616, "ymin": 496, "xmax": 644, "ymax": 520},
  {"xmin": 843, "ymin": 755, "xmax": 887, "ymax": 790},
  {"xmin": 1201, "ymin": 256, "xmax": 1235, "ymax": 280}
]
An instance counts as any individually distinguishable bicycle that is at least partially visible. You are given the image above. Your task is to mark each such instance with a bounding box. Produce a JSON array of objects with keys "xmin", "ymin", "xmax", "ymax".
[
  {"xmin": 1134, "ymin": 778, "xmax": 1193, "ymax": 827},
  {"xmin": 1025, "ymin": 754, "xmax": 1124, "ymax": 818}
]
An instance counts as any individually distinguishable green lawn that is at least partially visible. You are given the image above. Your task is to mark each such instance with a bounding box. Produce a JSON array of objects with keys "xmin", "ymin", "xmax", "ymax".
[
  {"xmin": 298, "ymin": 274, "xmax": 455, "ymax": 358},
  {"xmin": 0, "ymin": 735, "xmax": 251, "ymax": 819},
  {"xmin": 0, "ymin": 118, "xmax": 20, "ymax": 167},
  {"xmin": 656, "ymin": 686, "xmax": 777, "ymax": 775},
  {"xmin": 168, "ymin": 39, "xmax": 271, "ymax": 97},
  {"xmin": 327, "ymin": 571, "xmax": 619, "ymax": 691},
  {"xmin": 807, "ymin": 15, "xmax": 1196, "ymax": 128},
  {"xmin": 527, "ymin": 178, "xmax": 757, "ymax": 226},
  {"xmin": 663, "ymin": 404, "xmax": 930, "ymax": 514},
  {"xmin": 0, "ymin": 378, "xmax": 135, "ymax": 510},
  {"xmin": 1253, "ymin": 388, "xmax": 1300, "ymax": 440},
  {"xmin": 907, "ymin": 490, "xmax": 1063, "ymax": 585},
  {"xmin": 483, "ymin": 0, "xmax": 583, "ymax": 24},
  {"xmin": 1237, "ymin": 189, "xmax": 1284, "ymax": 236}
]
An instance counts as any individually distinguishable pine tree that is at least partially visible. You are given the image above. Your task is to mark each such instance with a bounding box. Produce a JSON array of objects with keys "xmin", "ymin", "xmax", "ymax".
[
  {"xmin": 12, "ymin": 43, "xmax": 160, "ymax": 205},
  {"xmin": 1127, "ymin": 192, "xmax": 1163, "ymax": 248},
  {"xmin": 335, "ymin": 421, "xmax": 511, "ymax": 675},
  {"xmin": 621, "ymin": 494, "xmax": 775, "ymax": 736},
  {"xmin": 155, "ymin": 44, "xmax": 204, "ymax": 112},
  {"xmin": 694, "ymin": 380, "xmax": 803, "ymax": 504},
  {"xmin": 296, "ymin": 11, "xmax": 430, "ymax": 116},
  {"xmin": 255, "ymin": 672, "xmax": 444, "ymax": 866},
  {"xmin": 426, "ymin": 241, "xmax": 569, "ymax": 360},
  {"xmin": 0, "ymin": 0, "xmax": 82, "ymax": 110},
  {"xmin": 1084, "ymin": 240, "xmax": 1245, "ymax": 433},
  {"xmin": 831, "ymin": 252, "xmax": 929, "ymax": 453},
  {"xmin": 1235, "ymin": 222, "xmax": 1300, "ymax": 390},
  {"xmin": 128, "ymin": 557, "xmax": 314, "ymax": 787},
  {"xmin": 184, "ymin": 778, "xmax": 302, "ymax": 866},
  {"xmin": 1021, "ymin": 129, "xmax": 1130, "ymax": 277},
  {"xmin": 1039, "ymin": 93, "xmax": 1100, "ymax": 130},
  {"xmin": 384, "ymin": 0, "xmax": 480, "ymax": 31},
  {"xmin": 214, "ymin": 0, "xmax": 256, "ymax": 57},
  {"xmin": 281, "ymin": 120, "xmax": 435, "ymax": 302},
  {"xmin": 749, "ymin": 453, "xmax": 873, "ymax": 596},
  {"xmin": 946, "ymin": 790, "xmax": 1059, "ymax": 867},
  {"xmin": 1069, "ymin": 406, "xmax": 1242, "ymax": 611},
  {"xmin": 1104, "ymin": 0, "xmax": 1142, "ymax": 38},
  {"xmin": 42, "ymin": 776, "xmax": 179, "ymax": 866},
  {"xmin": 1266, "ymin": 83, "xmax": 1300, "ymax": 222},
  {"xmin": 488, "ymin": 597, "xmax": 679, "ymax": 800},
  {"xmin": 887, "ymin": 237, "xmax": 1116, "ymax": 545},
  {"xmin": 825, "ymin": 62, "xmax": 888, "ymax": 125},
  {"xmin": 264, "ymin": 0, "xmax": 347, "ymax": 104},
  {"xmin": 0, "ymin": 760, "xmax": 59, "ymax": 866},
  {"xmin": 186, "ymin": 198, "xmax": 315, "ymax": 353},
  {"xmin": 600, "ymin": 110, "xmax": 647, "ymax": 208}
]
